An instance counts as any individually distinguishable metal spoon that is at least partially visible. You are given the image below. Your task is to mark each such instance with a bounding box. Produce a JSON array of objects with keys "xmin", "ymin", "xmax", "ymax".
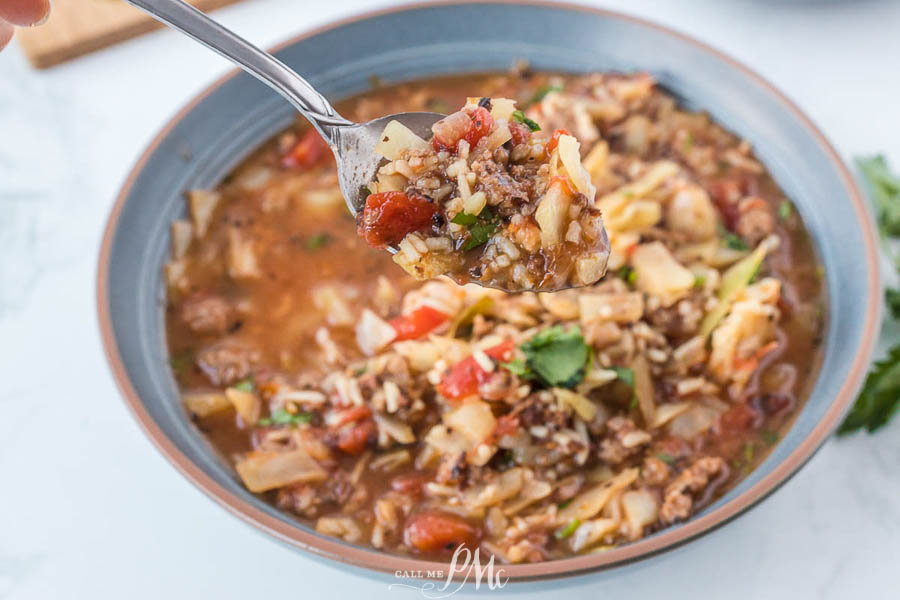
[{"xmin": 122, "ymin": 0, "xmax": 443, "ymax": 218}]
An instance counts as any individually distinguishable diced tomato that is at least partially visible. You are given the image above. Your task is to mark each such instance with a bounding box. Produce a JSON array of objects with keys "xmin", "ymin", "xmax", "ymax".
[
  {"xmin": 437, "ymin": 341, "xmax": 514, "ymax": 401},
  {"xmin": 390, "ymin": 305, "xmax": 450, "ymax": 341},
  {"xmin": 545, "ymin": 128, "xmax": 571, "ymax": 156},
  {"xmin": 720, "ymin": 403, "xmax": 762, "ymax": 431},
  {"xmin": 336, "ymin": 420, "xmax": 375, "ymax": 455},
  {"xmin": 390, "ymin": 472, "xmax": 431, "ymax": 497},
  {"xmin": 332, "ymin": 405, "xmax": 372, "ymax": 426},
  {"xmin": 431, "ymin": 107, "xmax": 494, "ymax": 153},
  {"xmin": 281, "ymin": 128, "xmax": 329, "ymax": 169},
  {"xmin": 508, "ymin": 120, "xmax": 532, "ymax": 147},
  {"xmin": 492, "ymin": 414, "xmax": 521, "ymax": 441},
  {"xmin": 358, "ymin": 191, "xmax": 436, "ymax": 248},
  {"xmin": 404, "ymin": 511, "xmax": 479, "ymax": 553},
  {"xmin": 462, "ymin": 107, "xmax": 494, "ymax": 149}
]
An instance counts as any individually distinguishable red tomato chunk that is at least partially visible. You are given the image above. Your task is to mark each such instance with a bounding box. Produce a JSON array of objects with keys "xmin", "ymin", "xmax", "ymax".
[
  {"xmin": 337, "ymin": 420, "xmax": 375, "ymax": 455},
  {"xmin": 431, "ymin": 107, "xmax": 494, "ymax": 152},
  {"xmin": 390, "ymin": 306, "xmax": 450, "ymax": 340},
  {"xmin": 437, "ymin": 341, "xmax": 514, "ymax": 400},
  {"xmin": 358, "ymin": 191, "xmax": 436, "ymax": 248},
  {"xmin": 404, "ymin": 511, "xmax": 479, "ymax": 553},
  {"xmin": 281, "ymin": 129, "xmax": 329, "ymax": 169}
]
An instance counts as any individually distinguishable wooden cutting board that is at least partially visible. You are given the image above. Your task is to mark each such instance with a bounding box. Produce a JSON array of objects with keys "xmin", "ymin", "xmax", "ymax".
[{"xmin": 16, "ymin": 0, "xmax": 244, "ymax": 68}]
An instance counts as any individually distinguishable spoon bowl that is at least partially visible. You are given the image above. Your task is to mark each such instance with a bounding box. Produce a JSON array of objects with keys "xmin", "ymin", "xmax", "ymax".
[{"xmin": 330, "ymin": 112, "xmax": 445, "ymax": 216}]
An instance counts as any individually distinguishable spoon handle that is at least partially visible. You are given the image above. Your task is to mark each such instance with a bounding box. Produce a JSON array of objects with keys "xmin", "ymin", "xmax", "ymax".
[{"xmin": 122, "ymin": 0, "xmax": 354, "ymax": 137}]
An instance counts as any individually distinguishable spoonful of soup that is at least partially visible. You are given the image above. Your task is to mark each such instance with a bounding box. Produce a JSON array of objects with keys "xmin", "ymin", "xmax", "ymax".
[{"xmin": 124, "ymin": 0, "xmax": 609, "ymax": 291}]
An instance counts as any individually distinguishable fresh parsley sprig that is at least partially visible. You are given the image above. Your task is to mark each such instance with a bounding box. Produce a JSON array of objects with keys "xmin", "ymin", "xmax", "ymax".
[
  {"xmin": 838, "ymin": 156, "xmax": 900, "ymax": 434},
  {"xmin": 500, "ymin": 325, "xmax": 589, "ymax": 388},
  {"xmin": 452, "ymin": 208, "xmax": 501, "ymax": 251}
]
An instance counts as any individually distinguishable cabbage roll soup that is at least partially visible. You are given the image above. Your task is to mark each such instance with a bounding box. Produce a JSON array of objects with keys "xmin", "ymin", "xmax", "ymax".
[
  {"xmin": 360, "ymin": 98, "xmax": 609, "ymax": 291},
  {"xmin": 165, "ymin": 71, "xmax": 825, "ymax": 562}
]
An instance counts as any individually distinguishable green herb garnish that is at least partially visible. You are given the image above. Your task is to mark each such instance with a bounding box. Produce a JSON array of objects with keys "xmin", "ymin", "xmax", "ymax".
[
  {"xmin": 554, "ymin": 518, "xmax": 581, "ymax": 540},
  {"xmin": 258, "ymin": 408, "xmax": 313, "ymax": 427},
  {"xmin": 857, "ymin": 155, "xmax": 900, "ymax": 242},
  {"xmin": 305, "ymin": 232, "xmax": 332, "ymax": 250},
  {"xmin": 693, "ymin": 274, "xmax": 707, "ymax": 288},
  {"xmin": 557, "ymin": 498, "xmax": 573, "ymax": 510},
  {"xmin": 529, "ymin": 83, "xmax": 563, "ymax": 105},
  {"xmin": 612, "ymin": 366, "xmax": 635, "ymax": 389},
  {"xmin": 837, "ymin": 156, "xmax": 900, "ymax": 434},
  {"xmin": 778, "ymin": 200, "xmax": 793, "ymax": 221},
  {"xmin": 233, "ymin": 377, "xmax": 255, "ymax": 393},
  {"xmin": 837, "ymin": 345, "xmax": 900, "ymax": 435},
  {"xmin": 511, "ymin": 110, "xmax": 541, "ymax": 132},
  {"xmin": 761, "ymin": 430, "xmax": 779, "ymax": 446},
  {"xmin": 617, "ymin": 265, "xmax": 637, "ymax": 286},
  {"xmin": 500, "ymin": 358, "xmax": 531, "ymax": 377},
  {"xmin": 656, "ymin": 452, "xmax": 675, "ymax": 465},
  {"xmin": 451, "ymin": 211, "xmax": 478, "ymax": 226},
  {"xmin": 887, "ymin": 288, "xmax": 900, "ymax": 320},
  {"xmin": 359, "ymin": 185, "xmax": 371, "ymax": 203},
  {"xmin": 455, "ymin": 208, "xmax": 501, "ymax": 251},
  {"xmin": 519, "ymin": 325, "xmax": 589, "ymax": 388},
  {"xmin": 718, "ymin": 224, "xmax": 748, "ymax": 251}
]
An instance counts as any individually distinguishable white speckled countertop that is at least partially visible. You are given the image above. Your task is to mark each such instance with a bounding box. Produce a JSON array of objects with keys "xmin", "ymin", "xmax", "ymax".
[{"xmin": 1, "ymin": 1, "xmax": 898, "ymax": 598}]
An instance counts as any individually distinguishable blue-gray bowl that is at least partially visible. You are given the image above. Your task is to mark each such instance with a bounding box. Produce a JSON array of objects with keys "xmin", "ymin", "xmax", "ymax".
[{"xmin": 97, "ymin": 1, "xmax": 881, "ymax": 580}]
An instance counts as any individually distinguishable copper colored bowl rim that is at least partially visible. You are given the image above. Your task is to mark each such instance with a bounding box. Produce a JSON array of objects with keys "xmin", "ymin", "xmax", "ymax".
[{"xmin": 97, "ymin": 0, "xmax": 881, "ymax": 581}]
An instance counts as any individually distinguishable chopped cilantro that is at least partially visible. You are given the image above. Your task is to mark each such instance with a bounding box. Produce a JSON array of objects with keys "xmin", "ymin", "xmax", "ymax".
[
  {"xmin": 305, "ymin": 232, "xmax": 332, "ymax": 250},
  {"xmin": 778, "ymin": 200, "xmax": 793, "ymax": 221},
  {"xmin": 529, "ymin": 83, "xmax": 563, "ymax": 105},
  {"xmin": 233, "ymin": 377, "xmax": 255, "ymax": 392},
  {"xmin": 511, "ymin": 110, "xmax": 541, "ymax": 132},
  {"xmin": 693, "ymin": 274, "xmax": 707, "ymax": 288},
  {"xmin": 258, "ymin": 408, "xmax": 313, "ymax": 427},
  {"xmin": 612, "ymin": 366, "xmax": 635, "ymax": 389},
  {"xmin": 761, "ymin": 430, "xmax": 779, "ymax": 446},
  {"xmin": 456, "ymin": 208, "xmax": 501, "ymax": 251},
  {"xmin": 718, "ymin": 224, "xmax": 748, "ymax": 251},
  {"xmin": 451, "ymin": 211, "xmax": 478, "ymax": 226},
  {"xmin": 557, "ymin": 498, "xmax": 573, "ymax": 510},
  {"xmin": 618, "ymin": 265, "xmax": 637, "ymax": 286},
  {"xmin": 656, "ymin": 452, "xmax": 675, "ymax": 465},
  {"xmin": 554, "ymin": 518, "xmax": 581, "ymax": 539},
  {"xmin": 519, "ymin": 325, "xmax": 589, "ymax": 388},
  {"xmin": 500, "ymin": 358, "xmax": 531, "ymax": 377}
]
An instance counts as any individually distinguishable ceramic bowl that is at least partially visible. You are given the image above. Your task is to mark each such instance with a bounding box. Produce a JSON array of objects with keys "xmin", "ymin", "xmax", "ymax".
[{"xmin": 98, "ymin": 1, "xmax": 881, "ymax": 580}]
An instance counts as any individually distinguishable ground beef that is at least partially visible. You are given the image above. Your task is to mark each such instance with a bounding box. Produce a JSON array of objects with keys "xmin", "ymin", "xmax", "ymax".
[
  {"xmin": 196, "ymin": 341, "xmax": 259, "ymax": 386},
  {"xmin": 470, "ymin": 157, "xmax": 538, "ymax": 211},
  {"xmin": 660, "ymin": 456, "xmax": 726, "ymax": 523},
  {"xmin": 181, "ymin": 293, "xmax": 233, "ymax": 334},
  {"xmin": 598, "ymin": 417, "xmax": 652, "ymax": 464}
]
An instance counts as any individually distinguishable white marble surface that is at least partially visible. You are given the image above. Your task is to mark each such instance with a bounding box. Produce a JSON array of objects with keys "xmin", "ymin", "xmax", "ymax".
[{"xmin": 1, "ymin": 0, "xmax": 899, "ymax": 598}]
